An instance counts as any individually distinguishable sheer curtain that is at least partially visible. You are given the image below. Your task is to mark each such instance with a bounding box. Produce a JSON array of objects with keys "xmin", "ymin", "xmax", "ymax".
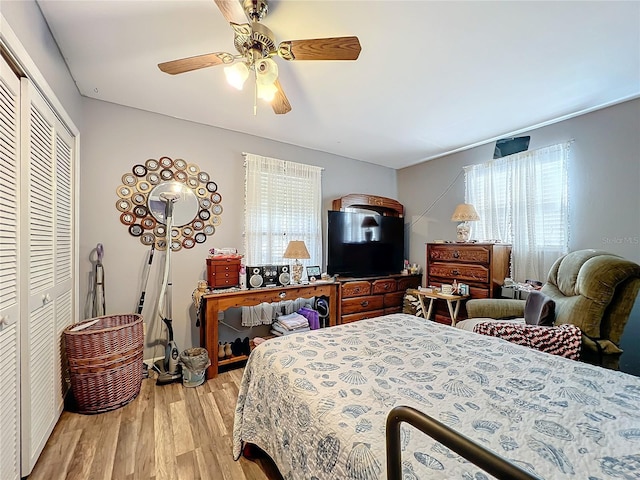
[
  {"xmin": 243, "ymin": 153, "xmax": 322, "ymax": 268},
  {"xmin": 464, "ymin": 142, "xmax": 571, "ymax": 282}
]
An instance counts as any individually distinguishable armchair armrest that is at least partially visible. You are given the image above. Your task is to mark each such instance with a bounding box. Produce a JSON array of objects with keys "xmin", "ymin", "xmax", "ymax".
[{"xmin": 466, "ymin": 299, "xmax": 525, "ymax": 319}]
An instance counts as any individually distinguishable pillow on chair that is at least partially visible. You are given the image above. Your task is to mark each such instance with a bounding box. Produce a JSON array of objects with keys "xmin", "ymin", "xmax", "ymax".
[{"xmin": 524, "ymin": 290, "xmax": 555, "ymax": 326}]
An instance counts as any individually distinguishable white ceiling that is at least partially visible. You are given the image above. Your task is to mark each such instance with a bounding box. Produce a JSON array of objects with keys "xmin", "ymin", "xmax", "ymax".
[{"xmin": 37, "ymin": 0, "xmax": 640, "ymax": 169}]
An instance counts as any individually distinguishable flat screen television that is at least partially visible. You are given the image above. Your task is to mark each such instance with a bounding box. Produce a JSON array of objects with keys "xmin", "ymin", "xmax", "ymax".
[{"xmin": 327, "ymin": 210, "xmax": 404, "ymax": 277}]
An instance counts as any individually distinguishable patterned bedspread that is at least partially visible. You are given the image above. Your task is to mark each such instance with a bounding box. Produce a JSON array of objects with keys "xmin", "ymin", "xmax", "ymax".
[{"xmin": 233, "ymin": 313, "xmax": 640, "ymax": 479}]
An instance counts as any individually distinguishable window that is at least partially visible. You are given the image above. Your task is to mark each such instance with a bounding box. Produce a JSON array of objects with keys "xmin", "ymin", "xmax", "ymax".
[
  {"xmin": 243, "ymin": 153, "xmax": 322, "ymax": 268},
  {"xmin": 464, "ymin": 142, "xmax": 570, "ymax": 282}
]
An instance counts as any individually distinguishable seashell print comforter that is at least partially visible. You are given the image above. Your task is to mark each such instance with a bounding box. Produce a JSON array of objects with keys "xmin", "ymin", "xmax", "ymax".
[{"xmin": 232, "ymin": 314, "xmax": 640, "ymax": 479}]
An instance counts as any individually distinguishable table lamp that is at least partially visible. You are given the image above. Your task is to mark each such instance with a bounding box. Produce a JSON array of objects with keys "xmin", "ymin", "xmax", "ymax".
[
  {"xmin": 451, "ymin": 204, "xmax": 479, "ymax": 242},
  {"xmin": 361, "ymin": 215, "xmax": 379, "ymax": 241},
  {"xmin": 283, "ymin": 240, "xmax": 310, "ymax": 284}
]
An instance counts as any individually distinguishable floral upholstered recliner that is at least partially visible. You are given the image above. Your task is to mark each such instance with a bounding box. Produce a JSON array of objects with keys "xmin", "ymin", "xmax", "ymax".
[{"xmin": 461, "ymin": 249, "xmax": 640, "ymax": 369}]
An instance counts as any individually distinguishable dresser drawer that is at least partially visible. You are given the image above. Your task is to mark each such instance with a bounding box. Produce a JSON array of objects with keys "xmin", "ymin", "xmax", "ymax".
[
  {"xmin": 383, "ymin": 291, "xmax": 405, "ymax": 308},
  {"xmin": 341, "ymin": 295, "xmax": 384, "ymax": 314},
  {"xmin": 372, "ymin": 279, "xmax": 396, "ymax": 294},
  {"xmin": 397, "ymin": 276, "xmax": 421, "ymax": 291},
  {"xmin": 428, "ymin": 263, "xmax": 490, "ymax": 284},
  {"xmin": 429, "ymin": 245, "xmax": 491, "ymax": 264},
  {"xmin": 469, "ymin": 286, "xmax": 489, "ymax": 298},
  {"xmin": 342, "ymin": 309, "xmax": 385, "ymax": 324},
  {"xmin": 213, "ymin": 275, "xmax": 240, "ymax": 287},
  {"xmin": 213, "ymin": 263, "xmax": 239, "ymax": 273},
  {"xmin": 208, "ymin": 273, "xmax": 239, "ymax": 287},
  {"xmin": 341, "ymin": 281, "xmax": 372, "ymax": 298}
]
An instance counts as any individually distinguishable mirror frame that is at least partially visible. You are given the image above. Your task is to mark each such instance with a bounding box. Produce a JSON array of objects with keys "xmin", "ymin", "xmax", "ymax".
[{"xmin": 116, "ymin": 156, "xmax": 222, "ymax": 251}]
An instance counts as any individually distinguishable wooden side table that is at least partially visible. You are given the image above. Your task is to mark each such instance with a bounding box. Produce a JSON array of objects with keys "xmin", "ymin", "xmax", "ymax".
[
  {"xmin": 408, "ymin": 288, "xmax": 469, "ymax": 326},
  {"xmin": 201, "ymin": 282, "xmax": 338, "ymax": 379}
]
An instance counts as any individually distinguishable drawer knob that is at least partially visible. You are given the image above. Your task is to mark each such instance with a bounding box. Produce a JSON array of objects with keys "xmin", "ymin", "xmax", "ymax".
[
  {"xmin": 361, "ymin": 300, "xmax": 369, "ymax": 307},
  {"xmin": 453, "ymin": 251, "xmax": 460, "ymax": 258},
  {"xmin": 452, "ymin": 269, "xmax": 460, "ymax": 276}
]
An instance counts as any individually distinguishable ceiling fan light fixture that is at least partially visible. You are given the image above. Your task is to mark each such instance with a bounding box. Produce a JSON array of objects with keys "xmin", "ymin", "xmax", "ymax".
[
  {"xmin": 159, "ymin": 0, "xmax": 362, "ymax": 115},
  {"xmin": 224, "ymin": 62, "xmax": 249, "ymax": 90},
  {"xmin": 255, "ymin": 58, "xmax": 278, "ymax": 86},
  {"xmin": 257, "ymin": 81, "xmax": 278, "ymax": 102}
]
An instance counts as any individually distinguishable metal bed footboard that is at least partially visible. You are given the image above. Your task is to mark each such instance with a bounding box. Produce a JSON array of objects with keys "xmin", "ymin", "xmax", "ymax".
[{"xmin": 386, "ymin": 406, "xmax": 540, "ymax": 480}]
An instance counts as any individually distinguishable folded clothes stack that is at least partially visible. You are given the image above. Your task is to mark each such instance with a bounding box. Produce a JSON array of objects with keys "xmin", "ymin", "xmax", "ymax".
[
  {"xmin": 297, "ymin": 307, "xmax": 320, "ymax": 330},
  {"xmin": 271, "ymin": 312, "xmax": 310, "ymax": 336}
]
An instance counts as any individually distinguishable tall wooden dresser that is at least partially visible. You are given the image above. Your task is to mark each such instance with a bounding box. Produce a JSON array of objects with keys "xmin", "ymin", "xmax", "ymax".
[{"xmin": 426, "ymin": 243, "xmax": 511, "ymax": 324}]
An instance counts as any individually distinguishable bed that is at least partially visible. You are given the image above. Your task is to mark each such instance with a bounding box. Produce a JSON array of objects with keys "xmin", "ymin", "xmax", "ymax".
[{"xmin": 233, "ymin": 313, "xmax": 640, "ymax": 479}]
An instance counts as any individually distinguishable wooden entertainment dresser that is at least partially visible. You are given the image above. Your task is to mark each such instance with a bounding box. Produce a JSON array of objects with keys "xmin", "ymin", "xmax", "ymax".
[
  {"xmin": 426, "ymin": 242, "xmax": 511, "ymax": 324},
  {"xmin": 337, "ymin": 274, "xmax": 422, "ymax": 324},
  {"xmin": 331, "ymin": 194, "xmax": 421, "ymax": 324}
]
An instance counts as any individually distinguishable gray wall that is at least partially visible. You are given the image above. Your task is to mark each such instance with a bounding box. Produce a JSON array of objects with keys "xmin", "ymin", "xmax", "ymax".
[
  {"xmin": 397, "ymin": 98, "xmax": 640, "ymax": 375},
  {"xmin": 80, "ymin": 98, "xmax": 397, "ymax": 358}
]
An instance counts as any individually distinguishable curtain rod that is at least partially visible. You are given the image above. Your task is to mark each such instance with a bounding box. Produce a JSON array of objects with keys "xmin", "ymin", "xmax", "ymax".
[
  {"xmin": 463, "ymin": 139, "xmax": 574, "ymax": 170},
  {"xmin": 242, "ymin": 152, "xmax": 324, "ymax": 170}
]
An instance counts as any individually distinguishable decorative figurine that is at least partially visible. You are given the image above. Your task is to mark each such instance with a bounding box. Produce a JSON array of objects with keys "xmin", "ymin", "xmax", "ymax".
[{"xmin": 192, "ymin": 280, "xmax": 210, "ymax": 326}]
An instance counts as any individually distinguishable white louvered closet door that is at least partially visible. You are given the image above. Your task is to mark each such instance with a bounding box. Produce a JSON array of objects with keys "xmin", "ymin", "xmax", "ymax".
[
  {"xmin": 20, "ymin": 78, "xmax": 75, "ymax": 475},
  {"xmin": 53, "ymin": 121, "xmax": 74, "ymax": 405},
  {"xmin": 0, "ymin": 52, "xmax": 21, "ymax": 480}
]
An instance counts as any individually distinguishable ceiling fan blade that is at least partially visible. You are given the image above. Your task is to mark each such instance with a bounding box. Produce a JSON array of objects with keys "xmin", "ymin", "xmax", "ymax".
[
  {"xmin": 214, "ymin": 0, "xmax": 247, "ymax": 24},
  {"xmin": 271, "ymin": 79, "xmax": 291, "ymax": 115},
  {"xmin": 278, "ymin": 36, "xmax": 361, "ymax": 61},
  {"xmin": 158, "ymin": 52, "xmax": 234, "ymax": 75}
]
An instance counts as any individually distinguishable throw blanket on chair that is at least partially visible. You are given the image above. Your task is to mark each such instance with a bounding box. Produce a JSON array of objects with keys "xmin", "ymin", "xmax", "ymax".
[{"xmin": 473, "ymin": 322, "xmax": 582, "ymax": 360}]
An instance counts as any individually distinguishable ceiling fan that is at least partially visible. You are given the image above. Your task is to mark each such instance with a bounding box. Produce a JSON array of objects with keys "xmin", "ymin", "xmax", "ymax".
[{"xmin": 158, "ymin": 0, "xmax": 362, "ymax": 115}]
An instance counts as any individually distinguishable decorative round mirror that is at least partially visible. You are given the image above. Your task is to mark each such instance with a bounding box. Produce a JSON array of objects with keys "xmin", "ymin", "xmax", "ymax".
[
  {"xmin": 116, "ymin": 157, "xmax": 222, "ymax": 250},
  {"xmin": 147, "ymin": 182, "xmax": 199, "ymax": 226}
]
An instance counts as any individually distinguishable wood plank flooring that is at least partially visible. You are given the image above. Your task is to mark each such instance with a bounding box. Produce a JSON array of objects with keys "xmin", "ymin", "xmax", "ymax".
[{"xmin": 28, "ymin": 368, "xmax": 283, "ymax": 480}]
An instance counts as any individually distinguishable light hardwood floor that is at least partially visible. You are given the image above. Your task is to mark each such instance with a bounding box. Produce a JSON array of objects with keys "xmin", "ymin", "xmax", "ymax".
[{"xmin": 28, "ymin": 368, "xmax": 283, "ymax": 480}]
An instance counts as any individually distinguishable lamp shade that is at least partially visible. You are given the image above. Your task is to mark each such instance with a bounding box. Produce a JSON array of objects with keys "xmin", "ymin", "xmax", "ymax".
[
  {"xmin": 283, "ymin": 240, "xmax": 310, "ymax": 260},
  {"xmin": 257, "ymin": 82, "xmax": 278, "ymax": 101},
  {"xmin": 361, "ymin": 215, "xmax": 379, "ymax": 228},
  {"xmin": 224, "ymin": 62, "xmax": 249, "ymax": 90},
  {"xmin": 255, "ymin": 58, "xmax": 278, "ymax": 86},
  {"xmin": 451, "ymin": 204, "xmax": 480, "ymax": 222}
]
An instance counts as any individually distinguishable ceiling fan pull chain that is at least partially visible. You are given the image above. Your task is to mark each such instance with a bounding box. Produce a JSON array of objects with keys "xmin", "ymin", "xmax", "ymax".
[{"xmin": 253, "ymin": 73, "xmax": 258, "ymax": 116}]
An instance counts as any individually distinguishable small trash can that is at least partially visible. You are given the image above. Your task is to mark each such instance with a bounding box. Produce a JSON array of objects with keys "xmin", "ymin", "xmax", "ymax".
[{"xmin": 180, "ymin": 347, "xmax": 211, "ymax": 387}]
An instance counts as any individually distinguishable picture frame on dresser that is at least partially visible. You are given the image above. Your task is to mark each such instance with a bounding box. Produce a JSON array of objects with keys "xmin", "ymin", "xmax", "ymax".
[{"xmin": 306, "ymin": 265, "xmax": 321, "ymax": 279}]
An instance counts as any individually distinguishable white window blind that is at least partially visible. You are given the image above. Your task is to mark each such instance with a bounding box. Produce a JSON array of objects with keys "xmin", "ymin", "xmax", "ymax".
[
  {"xmin": 464, "ymin": 142, "xmax": 570, "ymax": 282},
  {"xmin": 243, "ymin": 153, "xmax": 322, "ymax": 268}
]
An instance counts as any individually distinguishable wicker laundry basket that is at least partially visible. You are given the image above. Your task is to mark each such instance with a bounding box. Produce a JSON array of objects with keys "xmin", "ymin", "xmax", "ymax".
[{"xmin": 63, "ymin": 313, "xmax": 144, "ymax": 414}]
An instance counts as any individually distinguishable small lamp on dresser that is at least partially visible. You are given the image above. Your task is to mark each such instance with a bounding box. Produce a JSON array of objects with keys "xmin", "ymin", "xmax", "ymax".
[
  {"xmin": 451, "ymin": 204, "xmax": 480, "ymax": 242},
  {"xmin": 361, "ymin": 215, "xmax": 379, "ymax": 242},
  {"xmin": 283, "ymin": 240, "xmax": 310, "ymax": 284}
]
